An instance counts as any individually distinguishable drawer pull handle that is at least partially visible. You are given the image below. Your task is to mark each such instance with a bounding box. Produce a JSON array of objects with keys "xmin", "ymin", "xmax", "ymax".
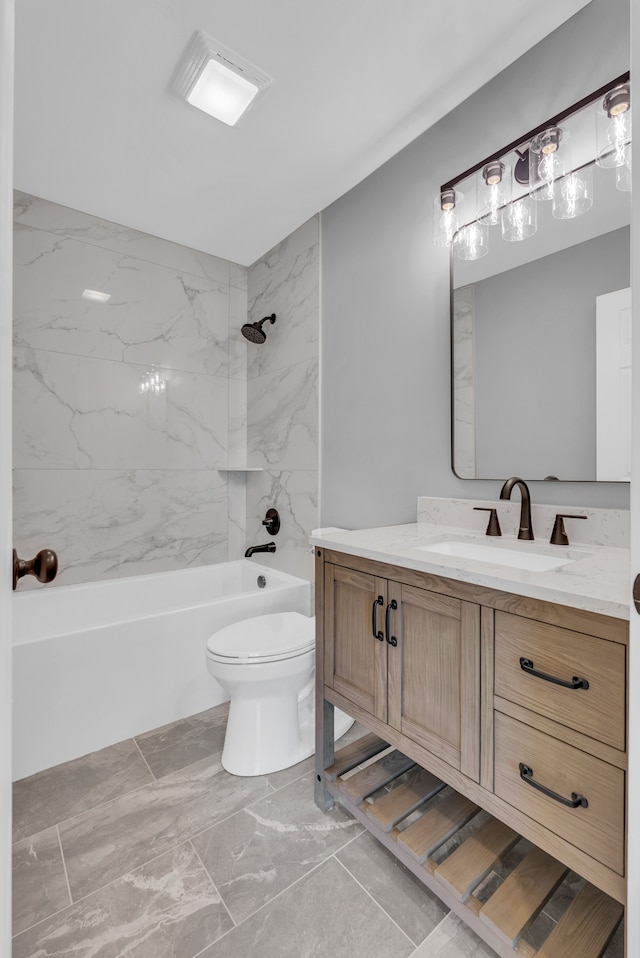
[
  {"xmin": 519, "ymin": 657, "xmax": 589, "ymax": 690},
  {"xmin": 519, "ymin": 763, "xmax": 588, "ymax": 809},
  {"xmin": 385, "ymin": 600, "xmax": 398, "ymax": 646},
  {"xmin": 372, "ymin": 595, "xmax": 384, "ymax": 641}
]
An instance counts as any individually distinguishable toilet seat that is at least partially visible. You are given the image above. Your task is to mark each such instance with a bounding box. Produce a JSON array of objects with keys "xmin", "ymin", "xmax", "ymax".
[{"xmin": 207, "ymin": 611, "xmax": 315, "ymax": 665}]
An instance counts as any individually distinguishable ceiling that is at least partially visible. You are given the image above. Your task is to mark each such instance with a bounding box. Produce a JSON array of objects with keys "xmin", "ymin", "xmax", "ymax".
[{"xmin": 14, "ymin": 0, "xmax": 592, "ymax": 266}]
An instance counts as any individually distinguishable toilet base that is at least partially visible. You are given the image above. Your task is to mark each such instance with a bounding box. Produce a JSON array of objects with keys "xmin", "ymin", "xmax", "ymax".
[{"xmin": 221, "ymin": 700, "xmax": 354, "ymax": 777}]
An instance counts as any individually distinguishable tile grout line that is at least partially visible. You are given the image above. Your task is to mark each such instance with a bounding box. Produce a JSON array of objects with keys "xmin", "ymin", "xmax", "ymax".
[
  {"xmin": 14, "ymin": 216, "xmax": 235, "ymax": 288},
  {"xmin": 132, "ymin": 736, "xmax": 157, "ymax": 781},
  {"xmin": 12, "ymin": 836, "xmax": 204, "ymax": 940},
  {"xmin": 188, "ymin": 839, "xmax": 237, "ymax": 928},
  {"xmin": 55, "ymin": 824, "xmax": 74, "ymax": 907},
  {"xmin": 331, "ymin": 854, "xmax": 418, "ymax": 950},
  {"xmin": 188, "ymin": 857, "xmax": 333, "ymax": 958}
]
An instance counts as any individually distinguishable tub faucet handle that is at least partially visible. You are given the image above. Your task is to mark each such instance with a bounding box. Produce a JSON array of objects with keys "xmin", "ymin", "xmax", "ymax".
[{"xmin": 13, "ymin": 548, "xmax": 58, "ymax": 591}]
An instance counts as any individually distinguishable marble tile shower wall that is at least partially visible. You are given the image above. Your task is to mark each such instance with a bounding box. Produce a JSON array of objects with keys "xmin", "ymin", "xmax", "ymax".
[
  {"xmin": 12, "ymin": 191, "xmax": 248, "ymax": 586},
  {"xmin": 246, "ymin": 217, "xmax": 319, "ymax": 583}
]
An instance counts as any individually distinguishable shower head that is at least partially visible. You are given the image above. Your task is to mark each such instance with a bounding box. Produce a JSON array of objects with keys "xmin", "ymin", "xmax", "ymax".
[{"xmin": 241, "ymin": 313, "xmax": 276, "ymax": 344}]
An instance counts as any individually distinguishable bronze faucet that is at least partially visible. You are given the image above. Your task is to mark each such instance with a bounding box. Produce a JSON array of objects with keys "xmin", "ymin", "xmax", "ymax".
[
  {"xmin": 245, "ymin": 542, "xmax": 276, "ymax": 557},
  {"xmin": 499, "ymin": 477, "xmax": 534, "ymax": 541}
]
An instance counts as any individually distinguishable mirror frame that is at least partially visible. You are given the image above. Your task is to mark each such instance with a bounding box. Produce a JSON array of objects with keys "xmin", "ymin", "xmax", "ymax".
[{"xmin": 448, "ymin": 72, "xmax": 631, "ymax": 482}]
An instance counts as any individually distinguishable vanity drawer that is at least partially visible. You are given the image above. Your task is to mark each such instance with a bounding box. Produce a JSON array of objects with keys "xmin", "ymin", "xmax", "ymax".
[
  {"xmin": 494, "ymin": 712, "xmax": 625, "ymax": 875},
  {"xmin": 494, "ymin": 612, "xmax": 625, "ymax": 750}
]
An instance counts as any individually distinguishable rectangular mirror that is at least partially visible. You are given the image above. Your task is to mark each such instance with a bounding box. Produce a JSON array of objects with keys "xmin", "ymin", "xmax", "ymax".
[{"xmin": 449, "ymin": 78, "xmax": 631, "ymax": 482}]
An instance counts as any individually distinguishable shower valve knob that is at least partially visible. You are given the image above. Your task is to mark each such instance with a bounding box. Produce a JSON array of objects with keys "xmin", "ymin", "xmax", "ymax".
[
  {"xmin": 13, "ymin": 548, "xmax": 58, "ymax": 591},
  {"xmin": 262, "ymin": 508, "xmax": 281, "ymax": 536}
]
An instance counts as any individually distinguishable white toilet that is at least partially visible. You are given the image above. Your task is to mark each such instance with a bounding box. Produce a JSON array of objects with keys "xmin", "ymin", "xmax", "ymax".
[{"xmin": 206, "ymin": 611, "xmax": 354, "ymax": 776}]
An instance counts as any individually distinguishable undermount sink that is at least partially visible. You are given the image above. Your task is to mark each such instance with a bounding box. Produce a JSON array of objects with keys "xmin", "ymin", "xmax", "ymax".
[{"xmin": 416, "ymin": 539, "xmax": 575, "ymax": 572}]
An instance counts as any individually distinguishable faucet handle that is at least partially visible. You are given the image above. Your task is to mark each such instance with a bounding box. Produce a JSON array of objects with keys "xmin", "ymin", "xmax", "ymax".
[
  {"xmin": 474, "ymin": 507, "xmax": 502, "ymax": 537},
  {"xmin": 550, "ymin": 513, "xmax": 587, "ymax": 546}
]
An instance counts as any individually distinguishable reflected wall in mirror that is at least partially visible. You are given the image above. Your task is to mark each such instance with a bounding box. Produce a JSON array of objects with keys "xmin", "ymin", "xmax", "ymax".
[{"xmin": 447, "ymin": 77, "xmax": 632, "ymax": 482}]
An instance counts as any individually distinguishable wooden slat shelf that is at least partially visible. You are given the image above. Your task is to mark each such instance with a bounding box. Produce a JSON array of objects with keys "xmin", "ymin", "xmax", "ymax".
[{"xmin": 327, "ymin": 736, "xmax": 623, "ymax": 958}]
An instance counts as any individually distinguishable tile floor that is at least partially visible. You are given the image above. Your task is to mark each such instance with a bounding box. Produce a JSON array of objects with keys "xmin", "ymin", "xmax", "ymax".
[{"xmin": 12, "ymin": 703, "xmax": 624, "ymax": 957}]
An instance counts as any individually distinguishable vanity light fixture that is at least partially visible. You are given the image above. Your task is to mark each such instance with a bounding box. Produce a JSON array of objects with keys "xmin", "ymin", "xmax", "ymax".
[
  {"xmin": 477, "ymin": 161, "xmax": 511, "ymax": 226},
  {"xmin": 456, "ymin": 222, "xmax": 489, "ymax": 260},
  {"xmin": 596, "ymin": 83, "xmax": 631, "ymax": 169},
  {"xmin": 501, "ymin": 193, "xmax": 537, "ymax": 242},
  {"xmin": 433, "ymin": 189, "xmax": 462, "ymax": 247},
  {"xmin": 433, "ymin": 72, "xmax": 631, "ymax": 251},
  {"xmin": 552, "ymin": 165, "xmax": 594, "ymax": 219},
  {"xmin": 529, "ymin": 126, "xmax": 567, "ymax": 201},
  {"xmin": 82, "ymin": 289, "xmax": 111, "ymax": 303},
  {"xmin": 172, "ymin": 31, "xmax": 274, "ymax": 126},
  {"xmin": 616, "ymin": 146, "xmax": 632, "ymax": 192}
]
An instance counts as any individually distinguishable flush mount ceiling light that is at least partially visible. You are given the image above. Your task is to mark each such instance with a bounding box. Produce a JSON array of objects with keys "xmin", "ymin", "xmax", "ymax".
[{"xmin": 172, "ymin": 31, "xmax": 274, "ymax": 126}]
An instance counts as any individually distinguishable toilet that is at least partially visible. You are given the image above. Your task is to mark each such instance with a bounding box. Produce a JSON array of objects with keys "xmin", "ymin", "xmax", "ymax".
[{"xmin": 206, "ymin": 611, "xmax": 354, "ymax": 776}]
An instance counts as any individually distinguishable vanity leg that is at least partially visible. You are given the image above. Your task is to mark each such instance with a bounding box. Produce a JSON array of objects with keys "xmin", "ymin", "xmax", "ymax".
[{"xmin": 315, "ymin": 698, "xmax": 335, "ymax": 811}]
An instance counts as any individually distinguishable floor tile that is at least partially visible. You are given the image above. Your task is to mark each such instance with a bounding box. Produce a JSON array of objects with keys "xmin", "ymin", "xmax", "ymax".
[
  {"xmin": 59, "ymin": 754, "xmax": 272, "ymax": 901},
  {"xmin": 12, "ymin": 842, "xmax": 233, "ymax": 958},
  {"xmin": 198, "ymin": 858, "xmax": 415, "ymax": 958},
  {"xmin": 135, "ymin": 703, "xmax": 229, "ymax": 778},
  {"xmin": 13, "ymin": 738, "xmax": 154, "ymax": 842},
  {"xmin": 412, "ymin": 912, "xmax": 497, "ymax": 957},
  {"xmin": 336, "ymin": 830, "xmax": 449, "ymax": 946},
  {"xmin": 12, "ymin": 826, "xmax": 70, "ymax": 936},
  {"xmin": 192, "ymin": 772, "xmax": 362, "ymax": 923}
]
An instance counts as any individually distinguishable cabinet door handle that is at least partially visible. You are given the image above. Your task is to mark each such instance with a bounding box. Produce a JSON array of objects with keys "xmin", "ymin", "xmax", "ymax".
[
  {"xmin": 519, "ymin": 657, "xmax": 589, "ymax": 691},
  {"xmin": 371, "ymin": 595, "xmax": 384, "ymax": 641},
  {"xmin": 385, "ymin": 599, "xmax": 398, "ymax": 646},
  {"xmin": 519, "ymin": 763, "xmax": 588, "ymax": 809}
]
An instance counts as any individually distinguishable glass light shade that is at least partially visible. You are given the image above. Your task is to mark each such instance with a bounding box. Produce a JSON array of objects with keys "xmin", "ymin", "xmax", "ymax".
[
  {"xmin": 616, "ymin": 146, "xmax": 632, "ymax": 191},
  {"xmin": 187, "ymin": 58, "xmax": 260, "ymax": 125},
  {"xmin": 529, "ymin": 127, "xmax": 568, "ymax": 201},
  {"xmin": 433, "ymin": 190, "xmax": 463, "ymax": 247},
  {"xmin": 456, "ymin": 222, "xmax": 489, "ymax": 260},
  {"xmin": 552, "ymin": 166, "xmax": 594, "ymax": 219},
  {"xmin": 477, "ymin": 161, "xmax": 512, "ymax": 226},
  {"xmin": 501, "ymin": 195, "xmax": 537, "ymax": 242},
  {"xmin": 596, "ymin": 85, "xmax": 631, "ymax": 168}
]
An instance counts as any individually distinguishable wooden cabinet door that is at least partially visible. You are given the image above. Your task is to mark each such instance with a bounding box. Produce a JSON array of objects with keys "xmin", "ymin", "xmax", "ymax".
[
  {"xmin": 324, "ymin": 563, "xmax": 388, "ymax": 722},
  {"xmin": 387, "ymin": 583, "xmax": 480, "ymax": 780}
]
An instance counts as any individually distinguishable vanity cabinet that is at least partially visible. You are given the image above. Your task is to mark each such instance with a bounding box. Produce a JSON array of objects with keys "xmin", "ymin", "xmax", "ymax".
[
  {"xmin": 323, "ymin": 560, "xmax": 480, "ymax": 779},
  {"xmin": 315, "ymin": 546, "xmax": 629, "ymax": 955}
]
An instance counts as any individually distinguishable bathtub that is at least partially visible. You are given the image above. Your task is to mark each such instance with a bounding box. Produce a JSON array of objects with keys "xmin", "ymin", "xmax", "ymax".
[{"xmin": 12, "ymin": 560, "xmax": 310, "ymax": 780}]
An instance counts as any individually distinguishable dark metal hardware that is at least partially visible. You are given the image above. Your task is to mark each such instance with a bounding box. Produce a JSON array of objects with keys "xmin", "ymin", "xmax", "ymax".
[
  {"xmin": 385, "ymin": 599, "xmax": 398, "ymax": 646},
  {"xmin": 244, "ymin": 542, "xmax": 276, "ymax": 557},
  {"xmin": 473, "ymin": 507, "xmax": 501, "ymax": 537},
  {"xmin": 633, "ymin": 575, "xmax": 640, "ymax": 615},
  {"xmin": 371, "ymin": 595, "xmax": 384, "ymax": 641},
  {"xmin": 519, "ymin": 657, "xmax": 589, "ymax": 690},
  {"xmin": 262, "ymin": 508, "xmax": 281, "ymax": 536},
  {"xmin": 441, "ymin": 72, "xmax": 629, "ymax": 192},
  {"xmin": 549, "ymin": 513, "xmax": 587, "ymax": 546},
  {"xmin": 499, "ymin": 477, "xmax": 534, "ymax": 541},
  {"xmin": 519, "ymin": 763, "xmax": 588, "ymax": 809},
  {"xmin": 13, "ymin": 548, "xmax": 58, "ymax": 591}
]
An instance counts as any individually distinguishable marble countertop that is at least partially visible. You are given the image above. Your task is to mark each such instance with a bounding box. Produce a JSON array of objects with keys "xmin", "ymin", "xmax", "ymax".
[{"xmin": 310, "ymin": 522, "xmax": 630, "ymax": 620}]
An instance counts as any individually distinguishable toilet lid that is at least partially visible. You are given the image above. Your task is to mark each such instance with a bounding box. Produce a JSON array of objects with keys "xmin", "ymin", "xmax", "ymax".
[{"xmin": 207, "ymin": 611, "xmax": 315, "ymax": 662}]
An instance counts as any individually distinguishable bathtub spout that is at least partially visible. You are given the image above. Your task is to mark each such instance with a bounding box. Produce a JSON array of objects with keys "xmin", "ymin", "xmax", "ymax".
[{"xmin": 245, "ymin": 542, "xmax": 276, "ymax": 557}]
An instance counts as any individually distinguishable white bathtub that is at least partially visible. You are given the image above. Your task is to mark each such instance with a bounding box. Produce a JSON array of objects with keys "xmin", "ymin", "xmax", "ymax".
[{"xmin": 12, "ymin": 561, "xmax": 311, "ymax": 780}]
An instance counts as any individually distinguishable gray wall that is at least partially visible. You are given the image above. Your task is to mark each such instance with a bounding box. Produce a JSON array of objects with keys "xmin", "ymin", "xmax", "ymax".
[
  {"xmin": 473, "ymin": 227, "xmax": 630, "ymax": 479},
  {"xmin": 320, "ymin": 0, "xmax": 630, "ymax": 529}
]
